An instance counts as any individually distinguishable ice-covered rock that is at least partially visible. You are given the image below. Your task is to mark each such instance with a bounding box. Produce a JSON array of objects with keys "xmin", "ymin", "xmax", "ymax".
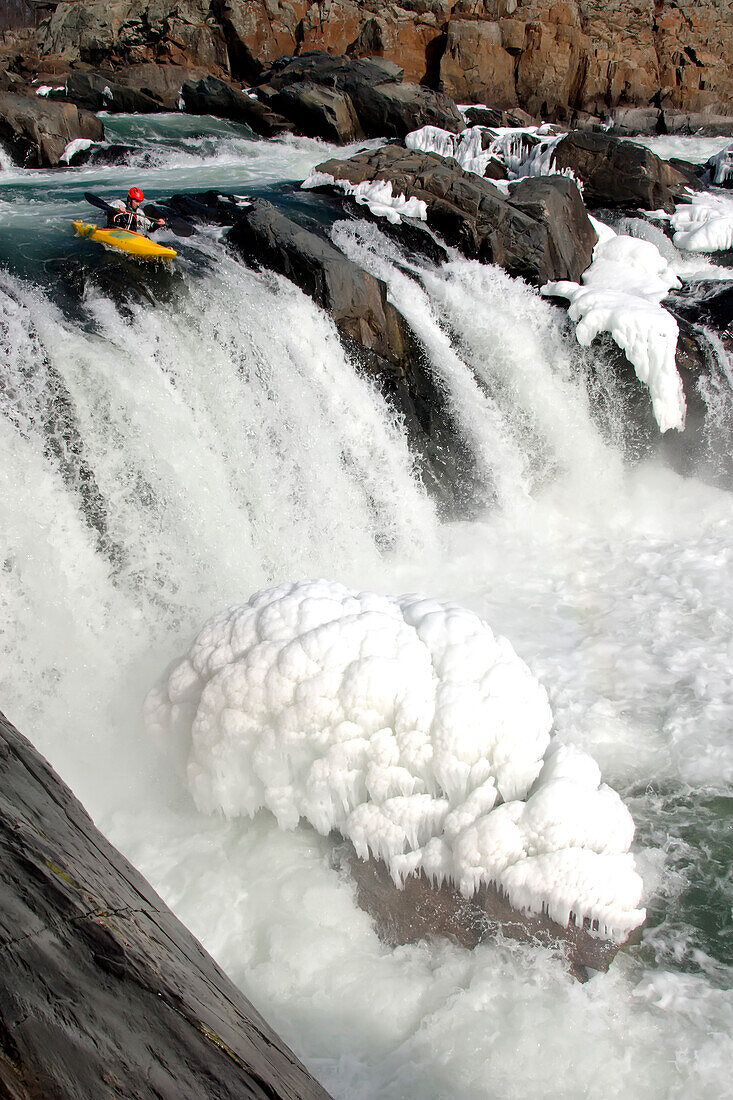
[
  {"xmin": 543, "ymin": 230, "xmax": 686, "ymax": 433},
  {"xmin": 668, "ymin": 191, "xmax": 733, "ymax": 252},
  {"xmin": 147, "ymin": 580, "xmax": 645, "ymax": 942}
]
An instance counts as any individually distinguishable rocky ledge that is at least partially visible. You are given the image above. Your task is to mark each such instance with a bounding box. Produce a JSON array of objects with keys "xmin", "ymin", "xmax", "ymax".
[
  {"xmin": 6, "ymin": 0, "xmax": 732, "ymax": 122},
  {"xmin": 0, "ymin": 709, "xmax": 332, "ymax": 1100}
]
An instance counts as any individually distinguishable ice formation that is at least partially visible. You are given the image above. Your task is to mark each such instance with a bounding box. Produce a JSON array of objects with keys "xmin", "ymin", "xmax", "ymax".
[
  {"xmin": 405, "ymin": 124, "xmax": 566, "ymax": 183},
  {"xmin": 543, "ymin": 229, "xmax": 686, "ymax": 433},
  {"xmin": 302, "ymin": 172, "xmax": 427, "ymax": 224},
  {"xmin": 146, "ymin": 580, "xmax": 645, "ymax": 941},
  {"xmin": 705, "ymin": 143, "xmax": 733, "ymax": 187},
  {"xmin": 60, "ymin": 138, "xmax": 94, "ymax": 164},
  {"xmin": 665, "ymin": 191, "xmax": 733, "ymax": 253}
]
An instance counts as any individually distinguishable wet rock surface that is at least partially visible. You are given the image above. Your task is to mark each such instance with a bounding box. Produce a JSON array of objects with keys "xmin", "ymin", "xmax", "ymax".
[
  {"xmin": 0, "ymin": 709, "xmax": 332, "ymax": 1100},
  {"xmin": 226, "ymin": 197, "xmax": 479, "ymax": 509},
  {"xmin": 333, "ymin": 839, "xmax": 624, "ymax": 982},
  {"xmin": 311, "ymin": 144, "xmax": 597, "ymax": 284},
  {"xmin": 181, "ymin": 73, "xmax": 294, "ymax": 137}
]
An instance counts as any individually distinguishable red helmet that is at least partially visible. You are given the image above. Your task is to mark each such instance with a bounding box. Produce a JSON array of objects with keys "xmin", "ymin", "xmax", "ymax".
[{"xmin": 128, "ymin": 187, "xmax": 144, "ymax": 202}]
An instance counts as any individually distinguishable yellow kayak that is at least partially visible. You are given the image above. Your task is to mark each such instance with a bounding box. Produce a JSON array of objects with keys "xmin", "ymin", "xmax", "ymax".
[{"xmin": 71, "ymin": 220, "xmax": 177, "ymax": 259}]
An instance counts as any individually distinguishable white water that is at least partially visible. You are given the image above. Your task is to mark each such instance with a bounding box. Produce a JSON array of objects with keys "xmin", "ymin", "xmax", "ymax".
[{"xmin": 1, "ymin": 121, "xmax": 733, "ymax": 1098}]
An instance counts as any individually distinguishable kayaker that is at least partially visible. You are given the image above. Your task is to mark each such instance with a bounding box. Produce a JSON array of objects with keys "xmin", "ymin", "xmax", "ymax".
[{"xmin": 107, "ymin": 187, "xmax": 165, "ymax": 236}]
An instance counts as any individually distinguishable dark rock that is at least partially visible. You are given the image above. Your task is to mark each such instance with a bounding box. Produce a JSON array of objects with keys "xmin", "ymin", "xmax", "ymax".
[
  {"xmin": 347, "ymin": 79, "xmax": 464, "ymax": 140},
  {"xmin": 666, "ymin": 282, "xmax": 733, "ymax": 347},
  {"xmin": 257, "ymin": 51, "xmax": 462, "ymax": 140},
  {"xmin": 180, "ymin": 74, "xmax": 294, "ymax": 137},
  {"xmin": 661, "ymin": 110, "xmax": 733, "ymax": 137},
  {"xmin": 69, "ymin": 142, "xmax": 155, "ymax": 168},
  {"xmin": 50, "ymin": 70, "xmax": 164, "ymax": 113},
  {"xmin": 166, "ymin": 189, "xmax": 251, "ymax": 225},
  {"xmin": 0, "ymin": 90, "xmax": 103, "ymax": 166},
  {"xmin": 463, "ymin": 105, "xmax": 538, "ymax": 128},
  {"xmin": 227, "ymin": 197, "xmax": 416, "ymax": 368},
  {"xmin": 552, "ymin": 131, "xmax": 696, "ymax": 212},
  {"xmin": 312, "ymin": 145, "xmax": 596, "ymax": 285},
  {"xmin": 263, "ymin": 81, "xmax": 363, "ymax": 144},
  {"xmin": 260, "ymin": 52, "xmax": 404, "ymax": 91},
  {"xmin": 226, "ymin": 198, "xmax": 478, "ymax": 508},
  {"xmin": 0, "ymin": 710, "xmax": 333, "ymax": 1100},
  {"xmin": 482, "ymin": 156, "xmax": 509, "ymax": 181},
  {"xmin": 334, "ymin": 840, "xmax": 623, "ymax": 982}
]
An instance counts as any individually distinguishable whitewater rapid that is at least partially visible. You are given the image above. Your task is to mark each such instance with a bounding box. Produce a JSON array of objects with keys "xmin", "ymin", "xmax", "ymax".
[{"xmin": 1, "ymin": 117, "xmax": 732, "ymax": 1098}]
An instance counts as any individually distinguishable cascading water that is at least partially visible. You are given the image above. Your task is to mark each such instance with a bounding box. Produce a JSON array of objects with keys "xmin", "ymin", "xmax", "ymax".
[{"xmin": 1, "ymin": 116, "xmax": 732, "ymax": 1098}]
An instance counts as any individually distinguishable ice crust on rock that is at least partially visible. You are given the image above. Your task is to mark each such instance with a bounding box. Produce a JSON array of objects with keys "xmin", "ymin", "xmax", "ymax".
[
  {"xmin": 666, "ymin": 191, "xmax": 733, "ymax": 253},
  {"xmin": 146, "ymin": 580, "xmax": 645, "ymax": 941},
  {"xmin": 543, "ymin": 229, "xmax": 686, "ymax": 434},
  {"xmin": 302, "ymin": 171, "xmax": 427, "ymax": 223},
  {"xmin": 405, "ymin": 124, "xmax": 571, "ymax": 184}
]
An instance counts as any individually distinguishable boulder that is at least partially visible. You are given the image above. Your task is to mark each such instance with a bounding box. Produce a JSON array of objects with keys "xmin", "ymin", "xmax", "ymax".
[
  {"xmin": 258, "ymin": 51, "xmax": 463, "ymax": 139},
  {"xmin": 51, "ymin": 70, "xmax": 164, "ymax": 112},
  {"xmin": 334, "ymin": 840, "xmax": 622, "ymax": 982},
  {"xmin": 552, "ymin": 130, "xmax": 696, "ymax": 211},
  {"xmin": 0, "ymin": 710, "xmax": 332, "ymax": 1100},
  {"xmin": 0, "ymin": 90, "xmax": 103, "ymax": 166},
  {"xmin": 258, "ymin": 51, "xmax": 405, "ymax": 90},
  {"xmin": 227, "ymin": 196, "xmax": 414, "ymax": 367},
  {"xmin": 180, "ymin": 73, "xmax": 294, "ymax": 136},
  {"xmin": 347, "ymin": 79, "xmax": 464, "ymax": 139},
  {"xmin": 262, "ymin": 80, "xmax": 363, "ymax": 143},
  {"xmin": 111, "ymin": 62, "xmax": 214, "ymax": 110},
  {"xmin": 312, "ymin": 145, "xmax": 597, "ymax": 285}
]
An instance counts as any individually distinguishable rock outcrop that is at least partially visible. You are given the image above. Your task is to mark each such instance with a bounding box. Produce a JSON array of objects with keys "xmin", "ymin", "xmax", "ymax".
[
  {"xmin": 256, "ymin": 52, "xmax": 464, "ymax": 140},
  {"xmin": 31, "ymin": 0, "xmax": 733, "ymax": 121},
  {"xmin": 552, "ymin": 130, "xmax": 695, "ymax": 211},
  {"xmin": 0, "ymin": 89, "xmax": 103, "ymax": 166},
  {"xmin": 226, "ymin": 197, "xmax": 477, "ymax": 506},
  {"xmin": 0, "ymin": 709, "xmax": 332, "ymax": 1100},
  {"xmin": 180, "ymin": 73, "xmax": 294, "ymax": 136},
  {"xmin": 310, "ymin": 144, "xmax": 597, "ymax": 284}
]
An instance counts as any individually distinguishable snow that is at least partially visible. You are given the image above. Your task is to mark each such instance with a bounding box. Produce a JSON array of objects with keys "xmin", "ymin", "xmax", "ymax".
[
  {"xmin": 543, "ymin": 231, "xmax": 686, "ymax": 433},
  {"xmin": 34, "ymin": 85, "xmax": 63, "ymax": 97},
  {"xmin": 147, "ymin": 579, "xmax": 645, "ymax": 941},
  {"xmin": 666, "ymin": 191, "xmax": 733, "ymax": 252},
  {"xmin": 302, "ymin": 171, "xmax": 427, "ymax": 223},
  {"xmin": 60, "ymin": 138, "xmax": 95, "ymax": 165}
]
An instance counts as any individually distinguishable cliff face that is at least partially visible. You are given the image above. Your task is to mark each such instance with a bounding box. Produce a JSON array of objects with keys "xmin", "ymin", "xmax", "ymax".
[{"xmin": 32, "ymin": 0, "xmax": 733, "ymax": 118}]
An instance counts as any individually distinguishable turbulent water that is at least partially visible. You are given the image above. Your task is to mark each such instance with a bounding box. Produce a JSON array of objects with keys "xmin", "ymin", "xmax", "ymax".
[{"xmin": 1, "ymin": 115, "xmax": 732, "ymax": 1098}]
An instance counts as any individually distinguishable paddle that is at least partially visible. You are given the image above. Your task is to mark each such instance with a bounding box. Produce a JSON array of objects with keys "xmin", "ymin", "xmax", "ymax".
[
  {"xmin": 83, "ymin": 192, "xmax": 195, "ymax": 238},
  {"xmin": 143, "ymin": 204, "xmax": 195, "ymax": 238}
]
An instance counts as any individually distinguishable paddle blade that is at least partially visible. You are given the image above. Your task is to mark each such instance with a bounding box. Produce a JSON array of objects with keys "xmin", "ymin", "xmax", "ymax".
[
  {"xmin": 84, "ymin": 191, "xmax": 116, "ymax": 214},
  {"xmin": 144, "ymin": 204, "xmax": 195, "ymax": 238}
]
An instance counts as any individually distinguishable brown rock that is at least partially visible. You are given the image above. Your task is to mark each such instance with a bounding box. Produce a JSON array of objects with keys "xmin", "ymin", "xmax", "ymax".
[
  {"xmin": 440, "ymin": 19, "xmax": 517, "ymax": 108},
  {"xmin": 0, "ymin": 89, "xmax": 103, "ymax": 165},
  {"xmin": 335, "ymin": 839, "xmax": 625, "ymax": 981}
]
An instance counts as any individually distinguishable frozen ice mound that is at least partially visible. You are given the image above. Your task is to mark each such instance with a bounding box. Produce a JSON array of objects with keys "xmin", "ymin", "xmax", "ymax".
[{"xmin": 146, "ymin": 579, "xmax": 645, "ymax": 941}]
